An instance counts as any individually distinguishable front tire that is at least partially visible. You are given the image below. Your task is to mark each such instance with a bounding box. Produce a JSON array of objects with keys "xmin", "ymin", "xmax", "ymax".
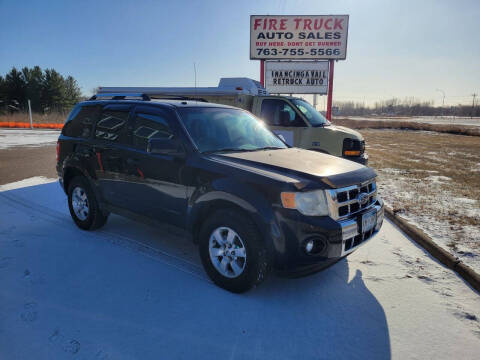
[
  {"xmin": 199, "ymin": 209, "xmax": 269, "ymax": 293},
  {"xmin": 67, "ymin": 176, "xmax": 108, "ymax": 230}
]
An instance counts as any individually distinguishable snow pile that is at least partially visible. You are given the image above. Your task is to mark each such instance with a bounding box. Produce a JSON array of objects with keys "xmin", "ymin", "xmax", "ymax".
[
  {"xmin": 425, "ymin": 175, "xmax": 451, "ymax": 183},
  {"xmin": 0, "ymin": 176, "xmax": 57, "ymax": 191},
  {"xmin": 0, "ymin": 129, "xmax": 59, "ymax": 149}
]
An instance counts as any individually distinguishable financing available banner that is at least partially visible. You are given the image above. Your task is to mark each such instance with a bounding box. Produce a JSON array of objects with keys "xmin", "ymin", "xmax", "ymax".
[
  {"xmin": 250, "ymin": 15, "xmax": 349, "ymax": 60},
  {"xmin": 265, "ymin": 61, "xmax": 329, "ymax": 94}
]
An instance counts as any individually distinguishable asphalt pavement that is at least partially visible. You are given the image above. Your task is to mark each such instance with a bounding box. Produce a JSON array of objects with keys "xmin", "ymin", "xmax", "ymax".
[{"xmin": 0, "ymin": 145, "xmax": 57, "ymax": 185}]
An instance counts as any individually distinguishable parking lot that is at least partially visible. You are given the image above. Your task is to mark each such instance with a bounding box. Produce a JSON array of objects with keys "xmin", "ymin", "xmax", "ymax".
[{"xmin": 1, "ymin": 172, "xmax": 479, "ymax": 359}]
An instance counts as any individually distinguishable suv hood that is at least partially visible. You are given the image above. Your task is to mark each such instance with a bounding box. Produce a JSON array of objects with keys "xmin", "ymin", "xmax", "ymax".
[
  {"xmin": 329, "ymin": 125, "xmax": 364, "ymax": 140},
  {"xmin": 213, "ymin": 148, "xmax": 376, "ymax": 189}
]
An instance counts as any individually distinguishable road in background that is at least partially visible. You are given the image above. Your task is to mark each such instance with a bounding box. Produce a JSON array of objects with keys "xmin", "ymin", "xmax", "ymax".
[
  {"xmin": 0, "ymin": 129, "xmax": 58, "ymax": 185},
  {"xmin": 0, "ymin": 145, "xmax": 57, "ymax": 185}
]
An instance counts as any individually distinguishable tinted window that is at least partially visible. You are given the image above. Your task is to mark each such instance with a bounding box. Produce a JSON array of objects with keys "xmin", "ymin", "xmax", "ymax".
[
  {"xmin": 260, "ymin": 99, "xmax": 305, "ymax": 127},
  {"xmin": 95, "ymin": 108, "xmax": 130, "ymax": 143},
  {"xmin": 63, "ymin": 105, "xmax": 99, "ymax": 138},
  {"xmin": 178, "ymin": 108, "xmax": 286, "ymax": 153},
  {"xmin": 133, "ymin": 112, "xmax": 173, "ymax": 151}
]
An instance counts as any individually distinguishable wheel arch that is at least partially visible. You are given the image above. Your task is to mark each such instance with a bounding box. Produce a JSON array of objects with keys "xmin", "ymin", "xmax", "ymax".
[
  {"xmin": 63, "ymin": 166, "xmax": 87, "ymax": 194},
  {"xmin": 188, "ymin": 193, "xmax": 274, "ymax": 249},
  {"xmin": 63, "ymin": 166, "xmax": 107, "ymax": 212}
]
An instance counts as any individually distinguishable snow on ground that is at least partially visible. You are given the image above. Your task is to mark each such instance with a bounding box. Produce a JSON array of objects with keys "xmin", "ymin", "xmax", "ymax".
[
  {"xmin": 0, "ymin": 176, "xmax": 57, "ymax": 191},
  {"xmin": 425, "ymin": 175, "xmax": 451, "ymax": 183},
  {"xmin": 0, "ymin": 129, "xmax": 59, "ymax": 149},
  {"xmin": 0, "ymin": 178, "xmax": 479, "ymax": 359},
  {"xmin": 345, "ymin": 116, "xmax": 480, "ymax": 127},
  {"xmin": 377, "ymin": 170, "xmax": 480, "ymax": 273}
]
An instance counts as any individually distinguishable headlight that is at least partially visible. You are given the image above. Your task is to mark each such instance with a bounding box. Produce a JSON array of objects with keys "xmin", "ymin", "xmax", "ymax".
[
  {"xmin": 281, "ymin": 190, "xmax": 330, "ymax": 216},
  {"xmin": 343, "ymin": 138, "xmax": 364, "ymax": 157}
]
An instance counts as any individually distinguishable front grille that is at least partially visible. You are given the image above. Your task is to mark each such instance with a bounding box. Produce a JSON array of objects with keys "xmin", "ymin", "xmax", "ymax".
[
  {"xmin": 344, "ymin": 228, "xmax": 375, "ymax": 252},
  {"xmin": 327, "ymin": 179, "xmax": 377, "ymax": 220}
]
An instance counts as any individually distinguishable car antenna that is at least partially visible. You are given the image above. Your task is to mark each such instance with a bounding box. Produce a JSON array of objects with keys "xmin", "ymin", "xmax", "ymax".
[{"xmin": 194, "ymin": 62, "xmax": 197, "ymax": 103}]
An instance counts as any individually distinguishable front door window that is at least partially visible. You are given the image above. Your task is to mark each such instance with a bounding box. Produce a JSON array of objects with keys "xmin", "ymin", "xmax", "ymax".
[{"xmin": 260, "ymin": 99, "xmax": 306, "ymax": 127}]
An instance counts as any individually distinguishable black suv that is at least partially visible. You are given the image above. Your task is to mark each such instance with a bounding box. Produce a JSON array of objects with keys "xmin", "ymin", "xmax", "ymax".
[{"xmin": 57, "ymin": 94, "xmax": 384, "ymax": 293}]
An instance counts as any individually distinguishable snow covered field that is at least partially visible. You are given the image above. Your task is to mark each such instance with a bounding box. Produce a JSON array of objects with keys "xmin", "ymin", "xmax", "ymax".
[
  {"xmin": 1, "ymin": 177, "xmax": 479, "ymax": 359},
  {"xmin": 363, "ymin": 129, "xmax": 480, "ymax": 274},
  {"xmin": 344, "ymin": 116, "xmax": 480, "ymax": 127},
  {"xmin": 0, "ymin": 129, "xmax": 59, "ymax": 149}
]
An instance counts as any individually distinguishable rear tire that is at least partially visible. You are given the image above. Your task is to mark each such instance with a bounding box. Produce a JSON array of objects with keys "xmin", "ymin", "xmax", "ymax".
[
  {"xmin": 67, "ymin": 176, "xmax": 108, "ymax": 230},
  {"xmin": 199, "ymin": 209, "xmax": 269, "ymax": 293}
]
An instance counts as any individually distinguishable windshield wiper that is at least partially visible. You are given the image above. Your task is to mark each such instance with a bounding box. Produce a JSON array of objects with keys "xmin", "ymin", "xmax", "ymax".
[
  {"xmin": 202, "ymin": 147, "xmax": 259, "ymax": 154},
  {"xmin": 255, "ymin": 146, "xmax": 285, "ymax": 150},
  {"xmin": 203, "ymin": 146, "xmax": 285, "ymax": 154}
]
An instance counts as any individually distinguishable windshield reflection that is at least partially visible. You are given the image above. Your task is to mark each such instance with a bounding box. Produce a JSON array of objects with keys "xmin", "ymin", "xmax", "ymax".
[
  {"xmin": 292, "ymin": 99, "xmax": 331, "ymax": 127},
  {"xmin": 178, "ymin": 108, "xmax": 287, "ymax": 153}
]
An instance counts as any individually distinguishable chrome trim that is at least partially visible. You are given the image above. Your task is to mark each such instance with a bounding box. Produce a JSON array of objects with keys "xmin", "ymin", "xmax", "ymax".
[
  {"xmin": 340, "ymin": 219, "xmax": 358, "ymax": 241},
  {"xmin": 340, "ymin": 204, "xmax": 382, "ymax": 257},
  {"xmin": 326, "ymin": 179, "xmax": 377, "ymax": 220}
]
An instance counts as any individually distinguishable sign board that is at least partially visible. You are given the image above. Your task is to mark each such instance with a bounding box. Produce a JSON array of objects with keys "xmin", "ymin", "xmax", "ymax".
[
  {"xmin": 265, "ymin": 61, "xmax": 329, "ymax": 94},
  {"xmin": 250, "ymin": 15, "xmax": 349, "ymax": 60}
]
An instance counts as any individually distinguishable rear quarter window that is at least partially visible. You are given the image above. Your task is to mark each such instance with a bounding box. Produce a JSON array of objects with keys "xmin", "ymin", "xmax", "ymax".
[
  {"xmin": 62, "ymin": 105, "xmax": 100, "ymax": 138},
  {"xmin": 95, "ymin": 107, "xmax": 131, "ymax": 144}
]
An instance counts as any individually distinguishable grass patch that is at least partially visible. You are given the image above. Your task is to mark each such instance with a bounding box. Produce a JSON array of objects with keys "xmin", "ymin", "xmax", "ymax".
[
  {"xmin": 334, "ymin": 118, "xmax": 480, "ymax": 137},
  {"xmin": 0, "ymin": 112, "xmax": 66, "ymax": 125},
  {"xmin": 361, "ymin": 129, "xmax": 480, "ymax": 268}
]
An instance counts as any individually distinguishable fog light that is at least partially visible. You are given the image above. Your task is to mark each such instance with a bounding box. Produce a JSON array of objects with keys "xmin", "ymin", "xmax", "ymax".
[
  {"xmin": 305, "ymin": 240, "xmax": 314, "ymax": 253},
  {"xmin": 304, "ymin": 237, "xmax": 326, "ymax": 255}
]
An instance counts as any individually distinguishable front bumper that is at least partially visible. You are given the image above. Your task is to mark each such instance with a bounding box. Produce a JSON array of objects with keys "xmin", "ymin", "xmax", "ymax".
[{"xmin": 272, "ymin": 199, "xmax": 384, "ymax": 276}]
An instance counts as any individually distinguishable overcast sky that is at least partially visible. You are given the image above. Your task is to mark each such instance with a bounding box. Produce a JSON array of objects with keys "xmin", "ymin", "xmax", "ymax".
[{"xmin": 1, "ymin": 0, "xmax": 478, "ymax": 107}]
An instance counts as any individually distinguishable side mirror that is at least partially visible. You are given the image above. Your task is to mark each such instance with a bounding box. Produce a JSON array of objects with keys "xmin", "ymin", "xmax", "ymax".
[
  {"xmin": 147, "ymin": 137, "xmax": 184, "ymax": 157},
  {"xmin": 279, "ymin": 110, "xmax": 291, "ymax": 126}
]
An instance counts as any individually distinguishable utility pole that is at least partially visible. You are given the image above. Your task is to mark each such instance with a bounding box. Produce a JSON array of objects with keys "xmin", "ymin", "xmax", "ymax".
[
  {"xmin": 436, "ymin": 89, "xmax": 445, "ymax": 107},
  {"xmin": 472, "ymin": 93, "xmax": 477, "ymax": 119},
  {"xmin": 28, "ymin": 99, "xmax": 33, "ymax": 129}
]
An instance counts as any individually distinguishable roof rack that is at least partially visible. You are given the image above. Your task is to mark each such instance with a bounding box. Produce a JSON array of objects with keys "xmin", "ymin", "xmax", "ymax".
[
  {"xmin": 149, "ymin": 95, "xmax": 208, "ymax": 103},
  {"xmin": 89, "ymin": 93, "xmax": 151, "ymax": 101}
]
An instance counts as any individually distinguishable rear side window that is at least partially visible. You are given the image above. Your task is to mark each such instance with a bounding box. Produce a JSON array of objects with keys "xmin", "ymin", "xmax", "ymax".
[
  {"xmin": 95, "ymin": 106, "xmax": 131, "ymax": 144},
  {"xmin": 132, "ymin": 112, "xmax": 174, "ymax": 151},
  {"xmin": 63, "ymin": 105, "xmax": 99, "ymax": 138}
]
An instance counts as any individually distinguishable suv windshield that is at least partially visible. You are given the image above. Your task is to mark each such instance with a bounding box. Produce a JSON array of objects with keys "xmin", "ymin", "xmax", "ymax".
[
  {"xmin": 292, "ymin": 99, "xmax": 330, "ymax": 127},
  {"xmin": 178, "ymin": 107, "xmax": 287, "ymax": 153}
]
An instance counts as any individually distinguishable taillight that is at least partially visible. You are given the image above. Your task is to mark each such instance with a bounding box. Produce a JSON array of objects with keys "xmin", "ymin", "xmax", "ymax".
[{"xmin": 56, "ymin": 141, "xmax": 60, "ymax": 162}]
